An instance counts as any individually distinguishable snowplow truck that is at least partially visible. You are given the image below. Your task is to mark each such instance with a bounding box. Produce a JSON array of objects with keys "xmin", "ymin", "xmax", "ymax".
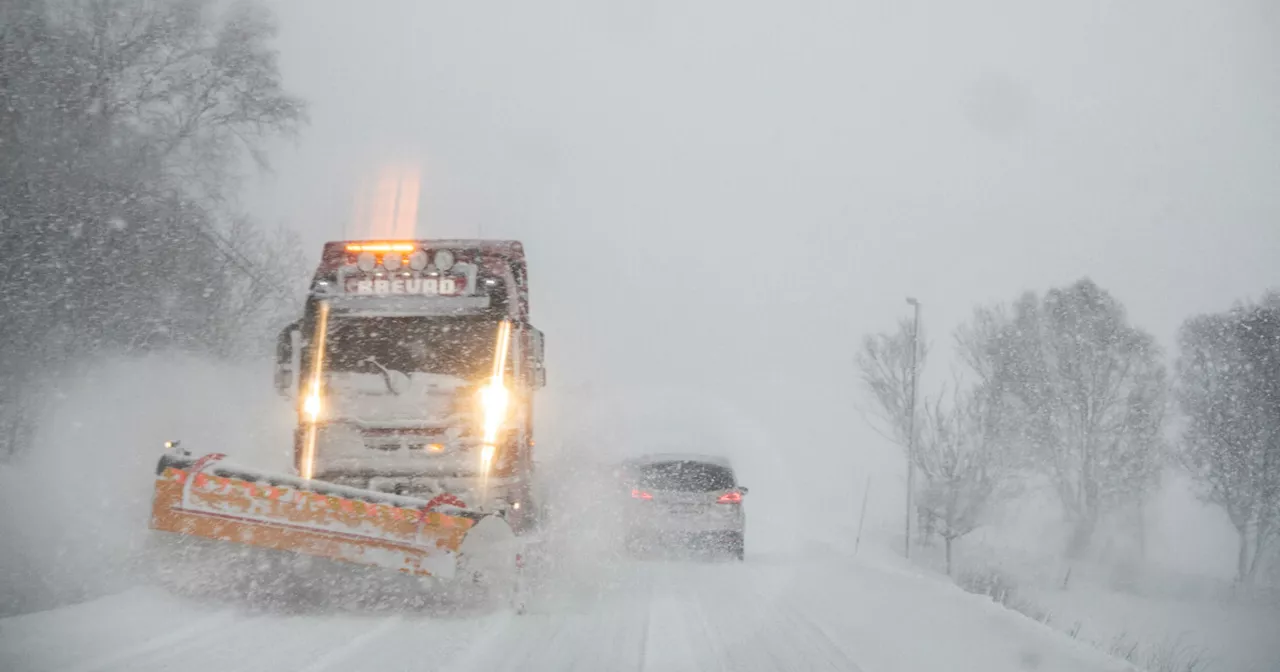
[{"xmin": 148, "ymin": 239, "xmax": 546, "ymax": 595}]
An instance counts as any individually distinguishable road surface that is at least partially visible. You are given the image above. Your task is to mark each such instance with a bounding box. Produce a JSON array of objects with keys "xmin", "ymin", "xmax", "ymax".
[{"xmin": 1, "ymin": 534, "xmax": 1136, "ymax": 672}]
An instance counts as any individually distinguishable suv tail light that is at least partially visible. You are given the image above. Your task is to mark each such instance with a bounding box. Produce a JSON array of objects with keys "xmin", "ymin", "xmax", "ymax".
[
  {"xmin": 717, "ymin": 491, "xmax": 742, "ymax": 504},
  {"xmin": 631, "ymin": 488, "xmax": 653, "ymax": 500}
]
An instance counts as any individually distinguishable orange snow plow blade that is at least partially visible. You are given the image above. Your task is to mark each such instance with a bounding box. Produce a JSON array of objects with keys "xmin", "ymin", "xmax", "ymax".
[{"xmin": 149, "ymin": 452, "xmax": 496, "ymax": 580}]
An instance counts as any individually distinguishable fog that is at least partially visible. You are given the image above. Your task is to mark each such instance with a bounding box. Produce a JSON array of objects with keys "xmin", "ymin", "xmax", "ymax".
[
  {"xmin": 3, "ymin": 1, "xmax": 1280, "ymax": 668},
  {"xmin": 242, "ymin": 0, "xmax": 1280, "ymax": 562}
]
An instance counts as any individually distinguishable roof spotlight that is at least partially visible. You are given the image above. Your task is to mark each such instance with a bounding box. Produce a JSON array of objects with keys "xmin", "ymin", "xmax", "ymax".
[
  {"xmin": 383, "ymin": 252, "xmax": 402, "ymax": 271},
  {"xmin": 433, "ymin": 249, "xmax": 455, "ymax": 272},
  {"xmin": 357, "ymin": 252, "xmax": 376, "ymax": 272},
  {"xmin": 408, "ymin": 250, "xmax": 428, "ymax": 271}
]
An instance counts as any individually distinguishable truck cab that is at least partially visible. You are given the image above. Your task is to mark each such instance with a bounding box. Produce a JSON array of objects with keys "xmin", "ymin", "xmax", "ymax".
[{"xmin": 274, "ymin": 240, "xmax": 546, "ymax": 531}]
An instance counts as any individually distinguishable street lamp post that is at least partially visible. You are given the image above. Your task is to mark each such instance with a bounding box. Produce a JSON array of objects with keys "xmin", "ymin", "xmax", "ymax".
[{"xmin": 904, "ymin": 297, "xmax": 921, "ymax": 559}]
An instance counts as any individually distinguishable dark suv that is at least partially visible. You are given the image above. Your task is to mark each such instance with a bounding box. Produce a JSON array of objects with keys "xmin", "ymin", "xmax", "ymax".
[{"xmin": 619, "ymin": 453, "xmax": 748, "ymax": 561}]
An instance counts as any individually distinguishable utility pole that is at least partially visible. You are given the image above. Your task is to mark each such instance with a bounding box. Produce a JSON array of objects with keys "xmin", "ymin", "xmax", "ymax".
[{"xmin": 904, "ymin": 297, "xmax": 921, "ymax": 559}]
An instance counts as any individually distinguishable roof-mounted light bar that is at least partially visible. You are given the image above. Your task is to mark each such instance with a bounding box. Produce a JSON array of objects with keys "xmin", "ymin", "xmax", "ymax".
[{"xmin": 345, "ymin": 242, "xmax": 416, "ymax": 253}]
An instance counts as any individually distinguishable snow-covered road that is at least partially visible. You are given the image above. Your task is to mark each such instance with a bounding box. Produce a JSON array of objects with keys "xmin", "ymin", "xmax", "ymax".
[
  {"xmin": 0, "ymin": 362, "xmax": 1141, "ymax": 671},
  {"xmin": 1, "ymin": 541, "xmax": 1136, "ymax": 672}
]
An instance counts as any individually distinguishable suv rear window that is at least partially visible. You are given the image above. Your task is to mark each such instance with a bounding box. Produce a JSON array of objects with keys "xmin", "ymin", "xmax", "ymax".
[{"xmin": 635, "ymin": 461, "xmax": 735, "ymax": 492}]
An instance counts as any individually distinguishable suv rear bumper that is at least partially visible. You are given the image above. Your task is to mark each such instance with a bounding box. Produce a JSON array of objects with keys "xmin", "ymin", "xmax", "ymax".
[{"xmin": 624, "ymin": 529, "xmax": 743, "ymax": 555}]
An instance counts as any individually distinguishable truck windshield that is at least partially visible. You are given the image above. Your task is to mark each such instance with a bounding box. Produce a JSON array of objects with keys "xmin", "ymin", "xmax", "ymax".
[{"xmin": 323, "ymin": 315, "xmax": 501, "ymax": 381}]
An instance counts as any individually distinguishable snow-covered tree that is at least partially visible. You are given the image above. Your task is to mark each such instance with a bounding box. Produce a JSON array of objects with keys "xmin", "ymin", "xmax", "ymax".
[
  {"xmin": 1176, "ymin": 292, "xmax": 1280, "ymax": 585},
  {"xmin": 861, "ymin": 281, "xmax": 1167, "ymax": 559},
  {"xmin": 982, "ymin": 280, "xmax": 1167, "ymax": 556},
  {"xmin": 0, "ymin": 0, "xmax": 307, "ymax": 456}
]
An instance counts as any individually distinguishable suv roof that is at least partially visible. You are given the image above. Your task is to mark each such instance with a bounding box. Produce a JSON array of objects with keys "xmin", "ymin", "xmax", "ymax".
[{"xmin": 621, "ymin": 453, "xmax": 734, "ymax": 470}]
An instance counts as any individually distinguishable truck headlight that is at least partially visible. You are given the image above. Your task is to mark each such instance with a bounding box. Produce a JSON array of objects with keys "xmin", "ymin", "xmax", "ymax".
[
  {"xmin": 479, "ymin": 382, "xmax": 509, "ymax": 440},
  {"xmin": 303, "ymin": 391, "xmax": 322, "ymax": 422}
]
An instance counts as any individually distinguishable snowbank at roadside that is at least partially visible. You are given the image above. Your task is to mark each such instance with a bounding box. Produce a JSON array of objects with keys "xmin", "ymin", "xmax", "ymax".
[
  {"xmin": 914, "ymin": 535, "xmax": 1280, "ymax": 672},
  {"xmin": 0, "ymin": 352, "xmax": 292, "ymax": 616}
]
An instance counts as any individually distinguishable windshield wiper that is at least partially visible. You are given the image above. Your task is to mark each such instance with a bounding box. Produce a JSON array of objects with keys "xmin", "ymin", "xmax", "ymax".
[{"xmin": 359, "ymin": 356, "xmax": 401, "ymax": 395}]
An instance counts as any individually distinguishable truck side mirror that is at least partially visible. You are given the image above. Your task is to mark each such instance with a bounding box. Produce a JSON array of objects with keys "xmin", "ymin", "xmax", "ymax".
[
  {"xmin": 275, "ymin": 320, "xmax": 301, "ymax": 398},
  {"xmin": 531, "ymin": 328, "xmax": 547, "ymax": 389}
]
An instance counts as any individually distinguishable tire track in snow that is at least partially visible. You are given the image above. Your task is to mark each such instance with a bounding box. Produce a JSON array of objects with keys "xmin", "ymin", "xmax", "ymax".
[
  {"xmin": 62, "ymin": 612, "xmax": 239, "ymax": 672},
  {"xmin": 450, "ymin": 558, "xmax": 657, "ymax": 672},
  {"xmin": 685, "ymin": 573, "xmax": 729, "ymax": 672},
  {"xmin": 690, "ymin": 559, "xmax": 862, "ymax": 672},
  {"xmin": 434, "ymin": 611, "xmax": 518, "ymax": 672},
  {"xmin": 634, "ymin": 569, "xmax": 654, "ymax": 672},
  {"xmin": 298, "ymin": 615, "xmax": 403, "ymax": 672},
  {"xmin": 738, "ymin": 554, "xmax": 868, "ymax": 672},
  {"xmin": 775, "ymin": 598, "xmax": 866, "ymax": 672},
  {"xmin": 693, "ymin": 564, "xmax": 797, "ymax": 672},
  {"xmin": 642, "ymin": 562, "xmax": 748, "ymax": 672},
  {"xmin": 488, "ymin": 566, "xmax": 651, "ymax": 672}
]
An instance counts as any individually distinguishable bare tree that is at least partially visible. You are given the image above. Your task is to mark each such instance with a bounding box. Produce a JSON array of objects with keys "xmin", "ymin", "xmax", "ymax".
[
  {"xmin": 856, "ymin": 318, "xmax": 929, "ymax": 448},
  {"xmin": 45, "ymin": 0, "xmax": 305, "ymax": 197},
  {"xmin": 858, "ymin": 318, "xmax": 940, "ymax": 542},
  {"xmin": 1177, "ymin": 292, "xmax": 1280, "ymax": 585},
  {"xmin": 915, "ymin": 383, "xmax": 1019, "ymax": 575},
  {"xmin": 197, "ymin": 215, "xmax": 310, "ymax": 358}
]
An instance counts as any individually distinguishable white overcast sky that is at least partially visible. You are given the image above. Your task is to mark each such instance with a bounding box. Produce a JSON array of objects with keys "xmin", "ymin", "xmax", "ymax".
[{"xmin": 245, "ymin": 0, "xmax": 1280, "ymax": 524}]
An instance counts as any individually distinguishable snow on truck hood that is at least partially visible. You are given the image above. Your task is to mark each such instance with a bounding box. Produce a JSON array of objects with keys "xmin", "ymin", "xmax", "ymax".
[{"xmin": 324, "ymin": 372, "xmax": 474, "ymax": 424}]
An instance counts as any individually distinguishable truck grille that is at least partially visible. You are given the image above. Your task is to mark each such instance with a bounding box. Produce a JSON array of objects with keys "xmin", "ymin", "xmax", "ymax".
[{"xmin": 361, "ymin": 428, "xmax": 457, "ymax": 452}]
